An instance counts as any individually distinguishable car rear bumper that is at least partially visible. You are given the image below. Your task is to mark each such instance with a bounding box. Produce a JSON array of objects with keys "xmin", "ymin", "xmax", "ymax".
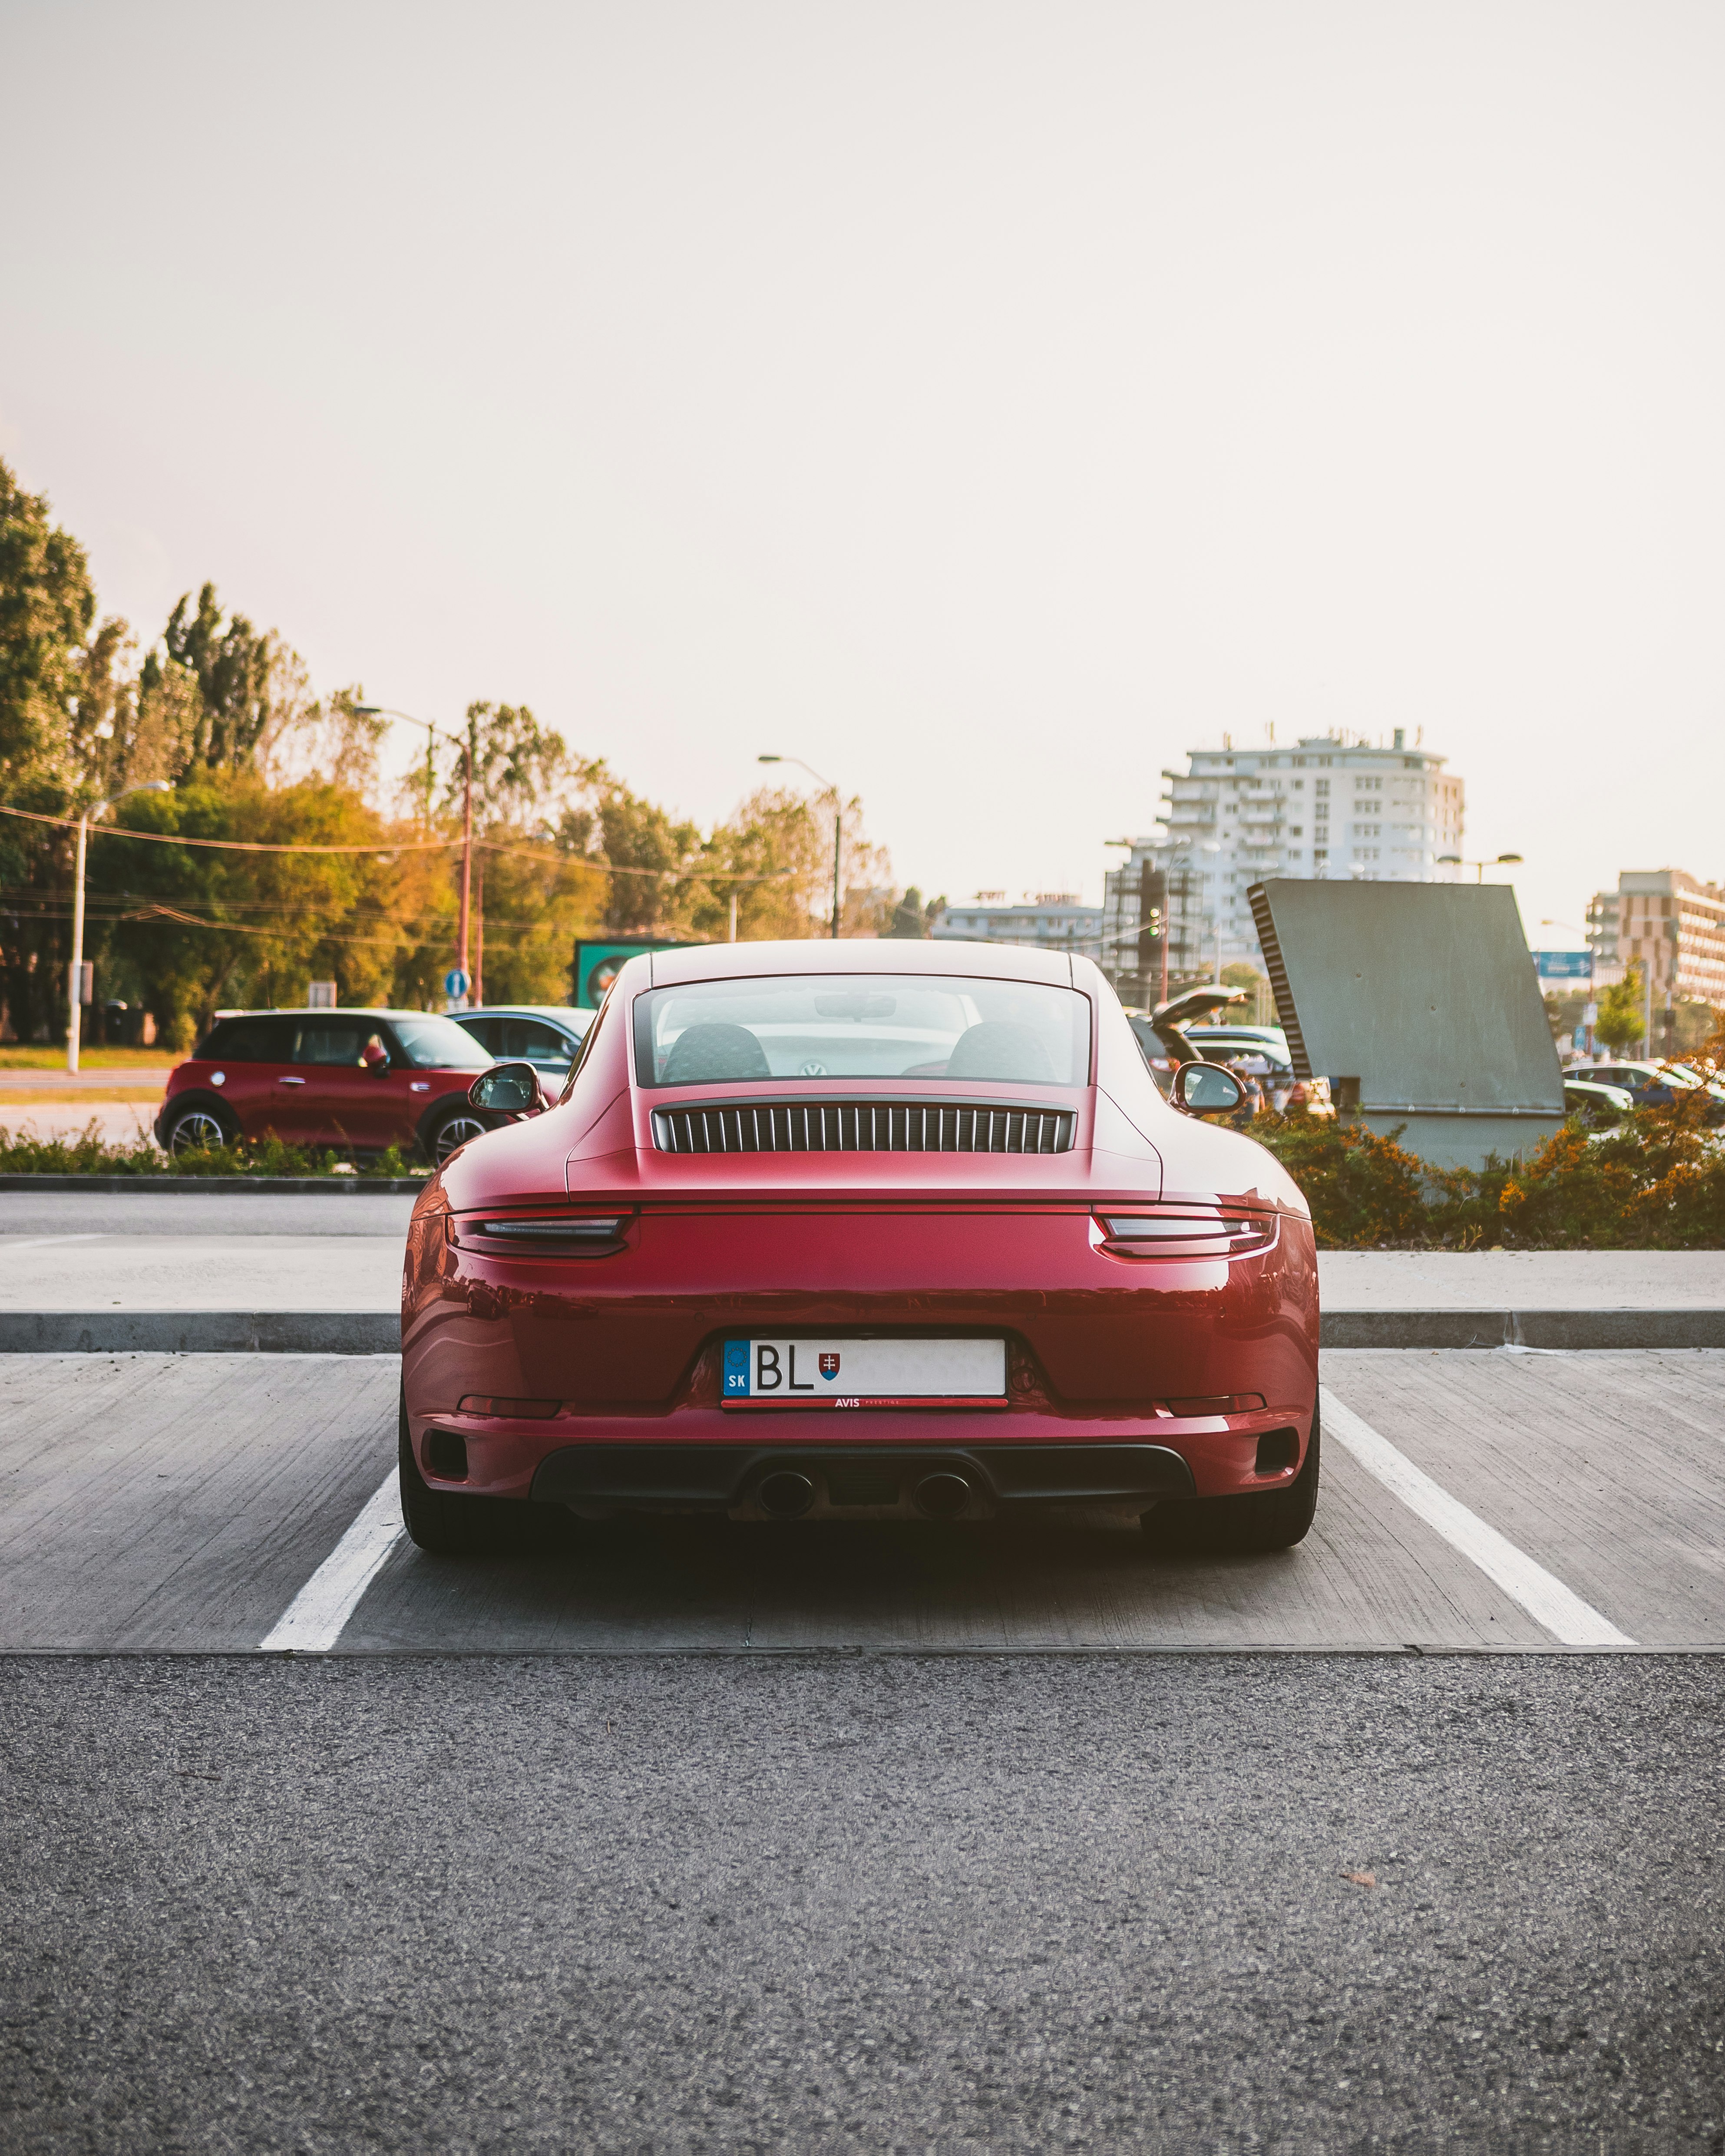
[
  {"xmin": 405, "ymin": 1398, "xmax": 1312, "ymax": 1510},
  {"xmin": 522, "ymin": 1440, "xmax": 1198, "ymax": 1519}
]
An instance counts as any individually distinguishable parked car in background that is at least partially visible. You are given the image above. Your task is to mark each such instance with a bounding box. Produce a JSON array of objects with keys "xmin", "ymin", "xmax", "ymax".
[
  {"xmin": 157, "ymin": 1010, "xmax": 502, "ymax": 1164},
  {"xmin": 1583, "ymin": 1061, "xmax": 1725, "ymax": 1120},
  {"xmin": 1126, "ymin": 1010, "xmax": 1333, "ymax": 1116},
  {"xmin": 452, "ymin": 1005, "xmax": 593, "ymax": 1081},
  {"xmin": 1563, "ymin": 1078, "xmax": 1636, "ymax": 1126}
]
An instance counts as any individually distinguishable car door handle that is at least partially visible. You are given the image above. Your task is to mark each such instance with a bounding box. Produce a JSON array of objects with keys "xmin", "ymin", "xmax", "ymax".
[{"xmin": 278, "ymin": 1075, "xmax": 306, "ymax": 1084}]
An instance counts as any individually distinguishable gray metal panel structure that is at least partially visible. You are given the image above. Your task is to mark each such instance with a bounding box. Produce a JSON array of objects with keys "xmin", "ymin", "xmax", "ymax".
[{"xmin": 1247, "ymin": 879, "xmax": 1565, "ymax": 1169}]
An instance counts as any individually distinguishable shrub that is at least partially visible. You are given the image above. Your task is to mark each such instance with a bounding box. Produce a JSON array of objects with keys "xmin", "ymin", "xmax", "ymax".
[
  {"xmin": 1251, "ymin": 1093, "xmax": 1725, "ymax": 1249},
  {"xmin": 0, "ymin": 1121, "xmax": 426, "ymax": 1179}
]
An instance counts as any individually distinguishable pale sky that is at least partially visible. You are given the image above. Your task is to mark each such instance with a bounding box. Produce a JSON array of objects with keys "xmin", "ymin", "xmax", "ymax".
[{"xmin": 3, "ymin": 0, "xmax": 1722, "ymax": 943}]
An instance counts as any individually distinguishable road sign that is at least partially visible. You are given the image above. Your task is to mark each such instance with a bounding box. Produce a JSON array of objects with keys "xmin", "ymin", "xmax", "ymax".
[
  {"xmin": 444, "ymin": 968, "xmax": 469, "ymax": 1000},
  {"xmin": 1533, "ymin": 950, "xmax": 1591, "ymax": 982}
]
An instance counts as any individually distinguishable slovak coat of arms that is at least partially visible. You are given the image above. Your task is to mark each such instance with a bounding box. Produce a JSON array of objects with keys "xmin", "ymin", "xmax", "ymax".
[{"xmin": 818, "ymin": 1352, "xmax": 841, "ymax": 1380}]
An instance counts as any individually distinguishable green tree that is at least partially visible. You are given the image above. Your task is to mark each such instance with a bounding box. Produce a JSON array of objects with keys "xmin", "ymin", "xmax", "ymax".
[
  {"xmin": 1595, "ymin": 965, "xmax": 1645, "ymax": 1056},
  {"xmin": 93, "ymin": 774, "xmax": 424, "ymax": 1046},
  {"xmin": 884, "ymin": 885, "xmax": 946, "ymax": 939},
  {"xmin": 0, "ymin": 458, "xmax": 97, "ymax": 784}
]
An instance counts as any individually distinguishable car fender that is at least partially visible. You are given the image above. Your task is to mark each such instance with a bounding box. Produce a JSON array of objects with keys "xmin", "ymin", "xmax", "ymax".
[{"xmin": 159, "ymin": 1086, "xmax": 233, "ymax": 1140}]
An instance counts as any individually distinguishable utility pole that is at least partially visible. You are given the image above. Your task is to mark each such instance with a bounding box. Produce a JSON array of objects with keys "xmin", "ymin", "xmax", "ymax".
[
  {"xmin": 65, "ymin": 782, "xmax": 170, "ymax": 1073},
  {"xmin": 757, "ymin": 754, "xmax": 843, "ymax": 939},
  {"xmin": 355, "ymin": 705, "xmax": 475, "ymax": 1004},
  {"xmin": 457, "ymin": 708, "xmax": 475, "ymax": 987}
]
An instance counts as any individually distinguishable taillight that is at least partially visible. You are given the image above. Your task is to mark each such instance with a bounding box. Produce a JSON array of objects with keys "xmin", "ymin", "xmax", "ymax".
[
  {"xmin": 1095, "ymin": 1211, "xmax": 1276, "ymax": 1257},
  {"xmin": 456, "ymin": 1213, "xmax": 631, "ymax": 1253}
]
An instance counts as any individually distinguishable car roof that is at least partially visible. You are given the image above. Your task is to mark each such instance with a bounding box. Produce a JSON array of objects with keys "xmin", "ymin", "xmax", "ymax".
[
  {"xmin": 459, "ymin": 1005, "xmax": 590, "ymax": 1024},
  {"xmin": 209, "ymin": 1007, "xmax": 462, "ymax": 1021},
  {"xmin": 648, "ymin": 938, "xmax": 1078, "ymax": 989}
]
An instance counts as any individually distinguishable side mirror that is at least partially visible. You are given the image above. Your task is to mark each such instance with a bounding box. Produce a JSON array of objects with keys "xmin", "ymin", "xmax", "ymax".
[
  {"xmin": 468, "ymin": 1060, "xmax": 547, "ymax": 1116},
  {"xmin": 1171, "ymin": 1061, "xmax": 1246, "ymax": 1117}
]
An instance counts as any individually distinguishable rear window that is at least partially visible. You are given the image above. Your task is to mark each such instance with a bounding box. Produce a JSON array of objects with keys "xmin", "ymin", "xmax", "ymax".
[{"xmin": 634, "ymin": 973, "xmax": 1091, "ymax": 1088}]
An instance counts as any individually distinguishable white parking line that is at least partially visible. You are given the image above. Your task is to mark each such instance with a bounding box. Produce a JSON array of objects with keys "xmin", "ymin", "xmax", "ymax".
[
  {"xmin": 1319, "ymin": 1386, "xmax": 1635, "ymax": 1647},
  {"xmin": 0, "ymin": 1235, "xmax": 104, "ymax": 1253},
  {"xmin": 261, "ymin": 1469, "xmax": 404, "ymax": 1651}
]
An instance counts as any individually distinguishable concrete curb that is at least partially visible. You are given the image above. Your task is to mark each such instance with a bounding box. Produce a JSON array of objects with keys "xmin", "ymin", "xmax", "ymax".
[
  {"xmin": 0, "ymin": 1175, "xmax": 428, "ymax": 1194},
  {"xmin": 0, "ymin": 1309, "xmax": 1720, "ymax": 1354},
  {"xmin": 0, "ymin": 1313, "xmax": 400, "ymax": 1354},
  {"xmin": 1322, "ymin": 1308, "xmax": 1725, "ymax": 1350}
]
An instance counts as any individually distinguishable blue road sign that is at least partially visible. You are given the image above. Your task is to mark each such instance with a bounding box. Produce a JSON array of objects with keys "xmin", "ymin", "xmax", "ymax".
[{"xmin": 444, "ymin": 967, "xmax": 470, "ymax": 999}]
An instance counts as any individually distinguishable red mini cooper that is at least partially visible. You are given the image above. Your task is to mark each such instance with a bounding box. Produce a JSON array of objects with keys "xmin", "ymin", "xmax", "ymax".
[
  {"xmin": 158, "ymin": 1008, "xmax": 498, "ymax": 1163},
  {"xmin": 398, "ymin": 941, "xmax": 1321, "ymax": 1552}
]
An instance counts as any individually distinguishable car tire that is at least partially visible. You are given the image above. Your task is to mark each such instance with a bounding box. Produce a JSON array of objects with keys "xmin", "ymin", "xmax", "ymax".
[
  {"xmin": 397, "ymin": 1390, "xmax": 562, "ymax": 1554},
  {"xmin": 426, "ymin": 1105, "xmax": 490, "ymax": 1166},
  {"xmin": 162, "ymin": 1099, "xmax": 238, "ymax": 1156},
  {"xmin": 1142, "ymin": 1410, "xmax": 1321, "ymax": 1555}
]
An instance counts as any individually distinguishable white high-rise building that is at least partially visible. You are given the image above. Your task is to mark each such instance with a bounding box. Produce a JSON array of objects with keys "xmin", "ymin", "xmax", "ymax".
[{"xmin": 1101, "ymin": 730, "xmax": 1466, "ymax": 989}]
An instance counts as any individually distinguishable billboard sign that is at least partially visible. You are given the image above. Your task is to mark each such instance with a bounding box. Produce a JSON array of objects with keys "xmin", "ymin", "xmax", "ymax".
[{"xmin": 571, "ymin": 938, "xmax": 694, "ymax": 1010}]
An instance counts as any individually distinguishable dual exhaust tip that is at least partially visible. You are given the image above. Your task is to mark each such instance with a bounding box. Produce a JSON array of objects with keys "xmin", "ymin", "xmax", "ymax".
[{"xmin": 757, "ymin": 1468, "xmax": 973, "ymax": 1521}]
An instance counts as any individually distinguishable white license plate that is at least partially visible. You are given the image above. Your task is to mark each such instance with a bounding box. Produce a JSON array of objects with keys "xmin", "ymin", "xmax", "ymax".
[{"xmin": 721, "ymin": 1336, "xmax": 1005, "ymax": 1406}]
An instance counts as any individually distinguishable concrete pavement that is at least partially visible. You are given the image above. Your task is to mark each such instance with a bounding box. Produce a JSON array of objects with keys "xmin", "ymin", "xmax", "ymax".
[
  {"xmin": 1, "ymin": 1191, "xmax": 1723, "ymax": 1351},
  {"xmin": 3, "ymin": 1348, "xmax": 1721, "ymax": 1654}
]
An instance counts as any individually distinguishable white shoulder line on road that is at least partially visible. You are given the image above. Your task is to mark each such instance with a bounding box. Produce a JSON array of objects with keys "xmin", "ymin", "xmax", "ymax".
[
  {"xmin": 0, "ymin": 1235, "xmax": 103, "ymax": 1252},
  {"xmin": 1319, "ymin": 1386, "xmax": 1634, "ymax": 1648},
  {"xmin": 261, "ymin": 1469, "xmax": 404, "ymax": 1651}
]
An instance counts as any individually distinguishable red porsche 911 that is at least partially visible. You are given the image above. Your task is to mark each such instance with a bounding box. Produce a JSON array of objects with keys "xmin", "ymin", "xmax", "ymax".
[{"xmin": 398, "ymin": 941, "xmax": 1320, "ymax": 1554}]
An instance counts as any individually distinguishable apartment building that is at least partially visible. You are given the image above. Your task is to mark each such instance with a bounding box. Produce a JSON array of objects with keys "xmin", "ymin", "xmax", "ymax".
[
  {"xmin": 1587, "ymin": 869, "xmax": 1725, "ymax": 1004},
  {"xmin": 1102, "ymin": 730, "xmax": 1466, "ymax": 987},
  {"xmin": 932, "ymin": 895, "xmax": 1105, "ymax": 953}
]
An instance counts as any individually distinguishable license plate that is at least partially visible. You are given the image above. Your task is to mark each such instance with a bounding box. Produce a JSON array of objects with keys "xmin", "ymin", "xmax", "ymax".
[{"xmin": 721, "ymin": 1336, "xmax": 1005, "ymax": 1407}]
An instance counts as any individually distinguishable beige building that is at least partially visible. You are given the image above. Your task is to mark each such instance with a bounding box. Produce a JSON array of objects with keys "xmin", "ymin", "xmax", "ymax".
[{"xmin": 1588, "ymin": 869, "xmax": 1725, "ymax": 1006}]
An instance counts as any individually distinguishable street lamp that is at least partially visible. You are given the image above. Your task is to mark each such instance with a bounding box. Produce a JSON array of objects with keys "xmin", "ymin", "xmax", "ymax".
[
  {"xmin": 355, "ymin": 705, "xmax": 476, "ymax": 1003},
  {"xmin": 66, "ymin": 781, "xmax": 172, "ymax": 1073},
  {"xmin": 1438, "ymin": 852, "xmax": 1523, "ymax": 885},
  {"xmin": 758, "ymin": 755, "xmax": 842, "ymax": 939}
]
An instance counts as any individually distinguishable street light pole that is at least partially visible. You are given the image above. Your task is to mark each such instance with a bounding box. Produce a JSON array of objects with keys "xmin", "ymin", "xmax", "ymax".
[
  {"xmin": 355, "ymin": 705, "xmax": 475, "ymax": 1003},
  {"xmin": 758, "ymin": 754, "xmax": 842, "ymax": 938},
  {"xmin": 66, "ymin": 781, "xmax": 171, "ymax": 1073},
  {"xmin": 458, "ymin": 708, "xmax": 475, "ymax": 989}
]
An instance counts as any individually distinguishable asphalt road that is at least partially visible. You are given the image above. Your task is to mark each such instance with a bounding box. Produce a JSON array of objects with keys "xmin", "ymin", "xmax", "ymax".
[
  {"xmin": 3, "ymin": 1653, "xmax": 1721, "ymax": 2152},
  {"xmin": 0, "ymin": 1190, "xmax": 416, "ymax": 1237}
]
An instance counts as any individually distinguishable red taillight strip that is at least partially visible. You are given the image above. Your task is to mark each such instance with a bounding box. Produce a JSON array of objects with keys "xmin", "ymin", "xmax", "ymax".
[
  {"xmin": 1096, "ymin": 1211, "xmax": 1276, "ymax": 1256},
  {"xmin": 453, "ymin": 1213, "xmax": 632, "ymax": 1251}
]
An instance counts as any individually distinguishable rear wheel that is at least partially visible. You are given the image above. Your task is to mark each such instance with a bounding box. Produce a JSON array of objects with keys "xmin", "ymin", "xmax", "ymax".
[
  {"xmin": 427, "ymin": 1106, "xmax": 489, "ymax": 1166},
  {"xmin": 1143, "ymin": 1412, "xmax": 1321, "ymax": 1555},
  {"xmin": 164, "ymin": 1100, "xmax": 237, "ymax": 1156}
]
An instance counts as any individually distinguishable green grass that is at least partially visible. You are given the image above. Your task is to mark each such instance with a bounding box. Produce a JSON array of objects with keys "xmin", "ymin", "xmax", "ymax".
[{"xmin": 0, "ymin": 1046, "xmax": 178, "ymax": 1070}]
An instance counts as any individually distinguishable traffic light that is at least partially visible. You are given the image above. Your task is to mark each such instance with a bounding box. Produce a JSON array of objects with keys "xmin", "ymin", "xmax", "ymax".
[{"xmin": 1137, "ymin": 868, "xmax": 1167, "ymax": 975}]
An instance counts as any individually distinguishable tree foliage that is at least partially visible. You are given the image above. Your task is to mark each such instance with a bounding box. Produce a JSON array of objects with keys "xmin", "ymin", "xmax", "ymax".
[
  {"xmin": 1594, "ymin": 964, "xmax": 1646, "ymax": 1055},
  {"xmin": 0, "ymin": 456, "xmax": 931, "ymax": 1047}
]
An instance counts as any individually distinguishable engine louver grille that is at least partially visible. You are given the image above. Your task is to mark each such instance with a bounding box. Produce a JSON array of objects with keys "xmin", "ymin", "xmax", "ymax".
[{"xmin": 651, "ymin": 1100, "xmax": 1076, "ymax": 1156}]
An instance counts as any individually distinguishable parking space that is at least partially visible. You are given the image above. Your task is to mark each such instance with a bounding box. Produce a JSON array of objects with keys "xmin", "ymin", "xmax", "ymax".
[{"xmin": 4, "ymin": 1350, "xmax": 1721, "ymax": 1655}]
